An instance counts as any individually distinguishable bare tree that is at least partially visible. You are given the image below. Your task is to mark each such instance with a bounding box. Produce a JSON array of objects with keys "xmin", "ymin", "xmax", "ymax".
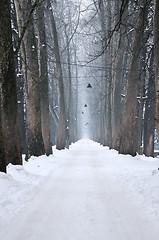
[
  {"xmin": 118, "ymin": 0, "xmax": 151, "ymax": 156},
  {"xmin": 36, "ymin": 1, "xmax": 52, "ymax": 156},
  {"xmin": 46, "ymin": 0, "xmax": 66, "ymax": 149},
  {"xmin": 0, "ymin": 0, "xmax": 22, "ymax": 171},
  {"xmin": 154, "ymin": 0, "xmax": 159, "ymax": 144},
  {"xmin": 14, "ymin": 0, "xmax": 45, "ymax": 159},
  {"xmin": 144, "ymin": 49, "xmax": 155, "ymax": 157}
]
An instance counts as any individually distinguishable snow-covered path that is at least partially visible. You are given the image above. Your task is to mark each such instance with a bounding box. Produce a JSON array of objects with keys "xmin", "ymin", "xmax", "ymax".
[{"xmin": 1, "ymin": 139, "xmax": 159, "ymax": 239}]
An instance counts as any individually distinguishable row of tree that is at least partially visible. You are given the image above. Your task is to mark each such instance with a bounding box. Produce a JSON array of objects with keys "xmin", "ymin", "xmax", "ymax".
[
  {"xmin": 88, "ymin": 0, "xmax": 159, "ymax": 157},
  {"xmin": 0, "ymin": 0, "xmax": 76, "ymax": 172}
]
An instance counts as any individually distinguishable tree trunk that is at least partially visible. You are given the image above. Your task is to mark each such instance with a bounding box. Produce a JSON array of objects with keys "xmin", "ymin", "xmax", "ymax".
[
  {"xmin": 11, "ymin": 0, "xmax": 26, "ymax": 154},
  {"xmin": 144, "ymin": 49, "xmax": 155, "ymax": 157},
  {"xmin": 95, "ymin": 0, "xmax": 112, "ymax": 147},
  {"xmin": 74, "ymin": 45, "xmax": 78, "ymax": 142},
  {"xmin": 111, "ymin": 3, "xmax": 128, "ymax": 150},
  {"xmin": 119, "ymin": 1, "xmax": 150, "ymax": 156},
  {"xmin": 36, "ymin": 2, "xmax": 52, "ymax": 156},
  {"xmin": 136, "ymin": 72, "xmax": 145, "ymax": 154},
  {"xmin": 136, "ymin": 44, "xmax": 148, "ymax": 154},
  {"xmin": 14, "ymin": 0, "xmax": 45, "ymax": 159},
  {"xmin": 46, "ymin": 0, "xmax": 66, "ymax": 150},
  {"xmin": 65, "ymin": 29, "xmax": 73, "ymax": 145},
  {"xmin": 105, "ymin": 0, "xmax": 112, "ymax": 148},
  {"xmin": 154, "ymin": 0, "xmax": 159, "ymax": 142},
  {"xmin": 16, "ymin": 56, "xmax": 26, "ymax": 154},
  {"xmin": 0, "ymin": 0, "xmax": 22, "ymax": 170},
  {"xmin": 0, "ymin": 98, "xmax": 6, "ymax": 172}
]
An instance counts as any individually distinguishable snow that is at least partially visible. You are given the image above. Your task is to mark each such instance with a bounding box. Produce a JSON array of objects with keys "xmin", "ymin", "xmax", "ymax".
[{"xmin": 0, "ymin": 139, "xmax": 159, "ymax": 239}]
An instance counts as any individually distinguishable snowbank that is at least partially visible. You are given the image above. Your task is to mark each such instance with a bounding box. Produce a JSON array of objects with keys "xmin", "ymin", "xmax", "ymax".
[
  {"xmin": 0, "ymin": 151, "xmax": 60, "ymax": 227},
  {"xmin": 0, "ymin": 139, "xmax": 159, "ymax": 231}
]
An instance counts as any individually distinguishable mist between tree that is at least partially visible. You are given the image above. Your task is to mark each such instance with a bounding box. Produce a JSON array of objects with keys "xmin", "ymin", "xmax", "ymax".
[{"xmin": 0, "ymin": 0, "xmax": 159, "ymax": 172}]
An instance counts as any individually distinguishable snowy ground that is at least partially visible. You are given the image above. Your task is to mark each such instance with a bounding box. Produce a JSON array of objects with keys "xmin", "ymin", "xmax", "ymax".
[{"xmin": 0, "ymin": 139, "xmax": 159, "ymax": 239}]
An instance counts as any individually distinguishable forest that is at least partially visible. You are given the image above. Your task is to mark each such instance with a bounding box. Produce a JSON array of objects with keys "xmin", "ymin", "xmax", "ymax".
[{"xmin": 0, "ymin": 0, "xmax": 159, "ymax": 172}]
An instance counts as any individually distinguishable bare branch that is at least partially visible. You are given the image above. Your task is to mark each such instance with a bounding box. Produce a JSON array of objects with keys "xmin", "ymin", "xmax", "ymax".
[
  {"xmin": 49, "ymin": 104, "xmax": 59, "ymax": 126},
  {"xmin": 14, "ymin": 0, "xmax": 44, "ymax": 55}
]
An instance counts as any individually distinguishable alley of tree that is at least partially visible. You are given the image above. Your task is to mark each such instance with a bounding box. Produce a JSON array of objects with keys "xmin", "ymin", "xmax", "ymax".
[{"xmin": 1, "ymin": 1, "xmax": 159, "ymax": 238}]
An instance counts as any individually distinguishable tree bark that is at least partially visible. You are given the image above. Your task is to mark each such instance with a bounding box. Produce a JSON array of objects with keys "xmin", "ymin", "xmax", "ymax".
[
  {"xmin": 64, "ymin": 28, "xmax": 74, "ymax": 145},
  {"xmin": 119, "ymin": 0, "xmax": 150, "ymax": 156},
  {"xmin": 0, "ymin": 0, "xmax": 22, "ymax": 171},
  {"xmin": 46, "ymin": 0, "xmax": 66, "ymax": 150},
  {"xmin": 111, "ymin": 3, "xmax": 128, "ymax": 150},
  {"xmin": 16, "ymin": 56, "xmax": 26, "ymax": 154},
  {"xmin": 36, "ymin": 2, "xmax": 52, "ymax": 156},
  {"xmin": 104, "ymin": 0, "xmax": 113, "ymax": 148},
  {"xmin": 14, "ymin": 0, "xmax": 45, "ymax": 159},
  {"xmin": 10, "ymin": 0, "xmax": 26, "ymax": 154},
  {"xmin": 0, "ymin": 98, "xmax": 6, "ymax": 172},
  {"xmin": 144, "ymin": 49, "xmax": 155, "ymax": 157},
  {"xmin": 154, "ymin": 0, "xmax": 159, "ymax": 143},
  {"xmin": 95, "ymin": 0, "xmax": 112, "ymax": 147}
]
